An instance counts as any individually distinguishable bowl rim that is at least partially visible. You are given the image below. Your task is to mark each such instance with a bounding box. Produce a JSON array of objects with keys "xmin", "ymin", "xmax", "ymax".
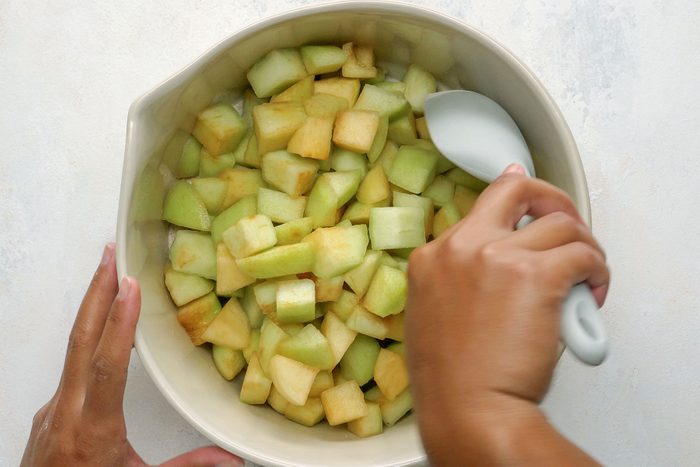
[{"xmin": 116, "ymin": 1, "xmax": 590, "ymax": 465}]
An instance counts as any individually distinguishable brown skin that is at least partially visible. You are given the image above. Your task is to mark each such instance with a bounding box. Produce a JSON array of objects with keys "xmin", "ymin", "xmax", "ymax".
[
  {"xmin": 406, "ymin": 165, "xmax": 608, "ymax": 466},
  {"xmin": 20, "ymin": 243, "xmax": 242, "ymax": 467}
]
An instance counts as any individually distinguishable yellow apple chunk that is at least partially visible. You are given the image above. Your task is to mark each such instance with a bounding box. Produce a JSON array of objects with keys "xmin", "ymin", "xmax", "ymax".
[
  {"xmin": 333, "ymin": 110, "xmax": 380, "ymax": 154},
  {"xmin": 287, "ymin": 116, "xmax": 335, "ymax": 160},
  {"xmin": 321, "ymin": 380, "xmax": 368, "ymax": 426}
]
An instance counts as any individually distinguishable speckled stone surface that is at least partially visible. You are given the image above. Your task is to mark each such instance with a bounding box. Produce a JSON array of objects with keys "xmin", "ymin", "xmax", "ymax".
[{"xmin": 1, "ymin": 1, "xmax": 699, "ymax": 465}]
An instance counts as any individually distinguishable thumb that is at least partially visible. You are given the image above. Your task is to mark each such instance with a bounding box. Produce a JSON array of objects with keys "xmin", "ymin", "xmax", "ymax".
[{"xmin": 159, "ymin": 446, "xmax": 243, "ymax": 467}]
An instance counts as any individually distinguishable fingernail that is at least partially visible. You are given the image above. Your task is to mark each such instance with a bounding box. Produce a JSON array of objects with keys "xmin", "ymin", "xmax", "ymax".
[
  {"xmin": 100, "ymin": 243, "xmax": 116, "ymax": 266},
  {"xmin": 117, "ymin": 277, "xmax": 131, "ymax": 300},
  {"xmin": 503, "ymin": 163, "xmax": 526, "ymax": 175}
]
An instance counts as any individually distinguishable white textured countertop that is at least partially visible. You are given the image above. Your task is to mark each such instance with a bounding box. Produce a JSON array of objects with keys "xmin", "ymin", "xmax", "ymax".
[{"xmin": 2, "ymin": 1, "xmax": 699, "ymax": 465}]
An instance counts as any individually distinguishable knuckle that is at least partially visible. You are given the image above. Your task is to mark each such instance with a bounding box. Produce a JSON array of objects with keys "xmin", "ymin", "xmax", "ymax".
[
  {"xmin": 67, "ymin": 325, "xmax": 91, "ymax": 353},
  {"xmin": 90, "ymin": 353, "xmax": 114, "ymax": 383}
]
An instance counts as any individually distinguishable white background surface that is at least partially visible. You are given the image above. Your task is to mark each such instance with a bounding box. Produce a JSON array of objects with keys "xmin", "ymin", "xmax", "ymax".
[{"xmin": 1, "ymin": 0, "xmax": 699, "ymax": 465}]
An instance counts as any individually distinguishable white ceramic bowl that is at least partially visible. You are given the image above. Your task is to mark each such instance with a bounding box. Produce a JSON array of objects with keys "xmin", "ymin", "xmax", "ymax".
[{"xmin": 116, "ymin": 2, "xmax": 590, "ymax": 466}]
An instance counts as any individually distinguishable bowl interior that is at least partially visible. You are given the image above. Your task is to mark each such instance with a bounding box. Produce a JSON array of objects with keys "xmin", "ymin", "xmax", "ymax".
[{"xmin": 118, "ymin": 3, "xmax": 588, "ymax": 466}]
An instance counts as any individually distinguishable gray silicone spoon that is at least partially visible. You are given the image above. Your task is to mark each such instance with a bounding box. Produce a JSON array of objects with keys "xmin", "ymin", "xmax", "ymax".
[{"xmin": 424, "ymin": 90, "xmax": 608, "ymax": 365}]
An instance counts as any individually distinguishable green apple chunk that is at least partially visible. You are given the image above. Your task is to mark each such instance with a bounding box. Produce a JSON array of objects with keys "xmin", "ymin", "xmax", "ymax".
[
  {"xmin": 341, "ymin": 201, "xmax": 372, "ymax": 224},
  {"xmin": 218, "ymin": 167, "xmax": 265, "ymax": 209},
  {"xmin": 309, "ymin": 370, "xmax": 334, "ymax": 397},
  {"xmin": 347, "ymin": 402, "xmax": 383, "ymax": 438},
  {"xmin": 446, "ymin": 167, "xmax": 489, "ymax": 192},
  {"xmin": 324, "ymin": 170, "xmax": 363, "ymax": 206},
  {"xmin": 369, "ymin": 207, "xmax": 425, "ymax": 250},
  {"xmin": 267, "ymin": 385, "xmax": 289, "ymax": 414},
  {"xmin": 232, "ymin": 130, "xmax": 252, "ymax": 165},
  {"xmin": 236, "ymin": 242, "xmax": 314, "ymax": 279},
  {"xmin": 340, "ymin": 334, "xmax": 381, "ymax": 386},
  {"xmin": 164, "ymin": 262, "xmax": 214, "ymax": 306},
  {"xmin": 330, "ymin": 147, "xmax": 368, "ymax": 178},
  {"xmin": 353, "ymin": 83, "xmax": 411, "ymax": 121},
  {"xmin": 261, "ymin": 150, "xmax": 319, "ymax": 198},
  {"xmin": 402, "ymin": 64, "xmax": 437, "ymax": 114},
  {"xmin": 201, "ymin": 297, "xmax": 251, "ymax": 349},
  {"xmin": 276, "ymin": 279, "xmax": 316, "ymax": 324},
  {"xmin": 304, "ymin": 175, "xmax": 338, "ymax": 228},
  {"xmin": 321, "ymin": 311, "xmax": 358, "ymax": 365},
  {"xmin": 212, "ymin": 345, "xmax": 246, "ymax": 380},
  {"xmin": 199, "ymin": 149, "xmax": 236, "ymax": 177},
  {"xmin": 387, "ymin": 112, "xmax": 417, "ymax": 145},
  {"xmin": 210, "ymin": 195, "xmax": 257, "ymax": 245},
  {"xmin": 356, "ymin": 165, "xmax": 390, "ymax": 205},
  {"xmin": 274, "ymin": 217, "xmax": 314, "ymax": 245},
  {"xmin": 280, "ymin": 323, "xmax": 304, "ymax": 336},
  {"xmin": 387, "ymin": 341, "xmax": 405, "ymax": 357},
  {"xmin": 239, "ymin": 132, "xmax": 259, "ymax": 168},
  {"xmin": 193, "ymin": 103, "xmax": 247, "ymax": 156},
  {"xmin": 216, "ymin": 244, "xmax": 255, "ymax": 296},
  {"xmin": 314, "ymin": 77, "xmax": 361, "ymax": 107},
  {"xmin": 422, "ymin": 174, "xmax": 455, "ymax": 208},
  {"xmin": 364, "ymin": 385, "xmax": 385, "ymax": 403},
  {"xmin": 257, "ymin": 187, "xmax": 306, "ymax": 223},
  {"xmin": 277, "ymin": 323, "xmax": 335, "ymax": 370},
  {"xmin": 240, "ymin": 354, "xmax": 272, "ymax": 405},
  {"xmin": 176, "ymin": 292, "xmax": 221, "ymax": 345},
  {"xmin": 163, "ymin": 131, "xmax": 201, "ymax": 178},
  {"xmin": 367, "ymin": 115, "xmax": 389, "ymax": 163},
  {"xmin": 332, "ymin": 110, "xmax": 380, "ymax": 154},
  {"xmin": 380, "ymin": 388, "xmax": 413, "ymax": 426},
  {"xmin": 374, "ymin": 348, "xmax": 409, "ymax": 400},
  {"xmin": 363, "ymin": 265, "xmax": 407, "ymax": 317},
  {"xmin": 242, "ymin": 287, "xmax": 264, "ymax": 330},
  {"xmin": 344, "ymin": 250, "xmax": 382, "ymax": 297},
  {"xmin": 376, "ymin": 81, "xmax": 406, "ymax": 95},
  {"xmin": 304, "ymin": 224, "xmax": 369, "ymax": 279},
  {"xmin": 301, "ymin": 45, "xmax": 348, "ymax": 74},
  {"xmin": 243, "ymin": 88, "xmax": 269, "ymax": 124},
  {"xmin": 191, "ymin": 177, "xmax": 228, "ymax": 215},
  {"xmin": 222, "ymin": 214, "xmax": 277, "ymax": 258},
  {"xmin": 246, "ymin": 48, "xmax": 307, "ymax": 98},
  {"xmin": 323, "ymin": 290, "xmax": 360, "ymax": 321},
  {"xmin": 162, "ymin": 181, "xmax": 210, "ymax": 231},
  {"xmin": 453, "ymin": 185, "xmax": 479, "ymax": 216},
  {"xmin": 433, "ymin": 201, "xmax": 461, "ymax": 237},
  {"xmin": 304, "ymin": 93, "xmax": 349, "ymax": 118},
  {"xmin": 271, "ymin": 75, "xmax": 314, "ymax": 103},
  {"xmin": 388, "ymin": 145, "xmax": 439, "ymax": 194},
  {"xmin": 259, "ymin": 318, "xmax": 289, "ymax": 374},
  {"xmin": 392, "ymin": 191, "xmax": 434, "ymax": 236},
  {"xmin": 284, "ymin": 397, "xmax": 325, "ymax": 427},
  {"xmin": 415, "ymin": 117, "xmax": 430, "ymax": 140},
  {"xmin": 346, "ymin": 305, "xmax": 389, "ymax": 339},
  {"xmin": 253, "ymin": 102, "xmax": 307, "ymax": 154},
  {"xmin": 269, "ymin": 354, "xmax": 319, "ymax": 406},
  {"xmin": 169, "ymin": 230, "xmax": 217, "ymax": 280},
  {"xmin": 321, "ymin": 380, "xmax": 368, "ymax": 426},
  {"xmin": 374, "ymin": 140, "xmax": 398, "ymax": 175}
]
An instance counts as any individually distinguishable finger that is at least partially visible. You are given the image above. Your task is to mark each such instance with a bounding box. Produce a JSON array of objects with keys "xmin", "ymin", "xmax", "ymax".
[
  {"xmin": 505, "ymin": 211, "xmax": 605, "ymax": 258},
  {"xmin": 83, "ymin": 277, "xmax": 141, "ymax": 418},
  {"xmin": 59, "ymin": 243, "xmax": 118, "ymax": 400},
  {"xmin": 541, "ymin": 242, "xmax": 610, "ymax": 293},
  {"xmin": 591, "ymin": 283, "xmax": 610, "ymax": 308},
  {"xmin": 159, "ymin": 446, "xmax": 243, "ymax": 467},
  {"xmin": 467, "ymin": 173, "xmax": 583, "ymax": 231}
]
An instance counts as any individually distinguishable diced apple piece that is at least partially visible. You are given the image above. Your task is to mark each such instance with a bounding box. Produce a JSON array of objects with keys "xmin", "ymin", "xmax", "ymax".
[
  {"xmin": 363, "ymin": 265, "xmax": 407, "ymax": 317},
  {"xmin": 354, "ymin": 83, "xmax": 411, "ymax": 121},
  {"xmin": 240, "ymin": 354, "xmax": 272, "ymax": 405},
  {"xmin": 344, "ymin": 250, "xmax": 382, "ymax": 297},
  {"xmin": 163, "ymin": 131, "xmax": 201, "ymax": 178},
  {"xmin": 164, "ymin": 262, "xmax": 214, "ymax": 306},
  {"xmin": 346, "ymin": 305, "xmax": 389, "ymax": 339},
  {"xmin": 325, "ymin": 170, "xmax": 363, "ymax": 206},
  {"xmin": 303, "ymin": 93, "xmax": 349, "ymax": 118},
  {"xmin": 191, "ymin": 177, "xmax": 228, "ymax": 215},
  {"xmin": 321, "ymin": 380, "xmax": 368, "ymax": 426},
  {"xmin": 241, "ymin": 133, "xmax": 261, "ymax": 168},
  {"xmin": 446, "ymin": 167, "xmax": 489, "ymax": 192},
  {"xmin": 330, "ymin": 147, "xmax": 368, "ymax": 178},
  {"xmin": 281, "ymin": 323, "xmax": 305, "ymax": 336},
  {"xmin": 259, "ymin": 318, "xmax": 289, "ymax": 374},
  {"xmin": 199, "ymin": 149, "xmax": 236, "ymax": 177},
  {"xmin": 301, "ymin": 273, "xmax": 344, "ymax": 302},
  {"xmin": 210, "ymin": 195, "xmax": 257, "ymax": 245},
  {"xmin": 423, "ymin": 174, "xmax": 455, "ymax": 208},
  {"xmin": 257, "ymin": 187, "xmax": 306, "ymax": 223},
  {"xmin": 321, "ymin": 312, "xmax": 358, "ymax": 365},
  {"xmin": 369, "ymin": 207, "xmax": 425, "ymax": 250},
  {"xmin": 287, "ymin": 116, "xmax": 334, "ymax": 160},
  {"xmin": 379, "ymin": 252, "xmax": 399, "ymax": 268},
  {"xmin": 243, "ymin": 88, "xmax": 268, "ymax": 125},
  {"xmin": 356, "ymin": 165, "xmax": 390, "ymax": 205},
  {"xmin": 176, "ymin": 292, "xmax": 221, "ymax": 345},
  {"xmin": 275, "ymin": 279, "xmax": 316, "ymax": 324},
  {"xmin": 201, "ymin": 297, "xmax": 251, "ymax": 349},
  {"xmin": 341, "ymin": 43, "xmax": 377, "ymax": 79},
  {"xmin": 374, "ymin": 348, "xmax": 409, "ymax": 401},
  {"xmin": 387, "ymin": 341, "xmax": 405, "ymax": 357},
  {"xmin": 246, "ymin": 48, "xmax": 307, "ymax": 98},
  {"xmin": 267, "ymin": 385, "xmax": 289, "ymax": 414},
  {"xmin": 333, "ymin": 368, "xmax": 349, "ymax": 386},
  {"xmin": 301, "ymin": 44, "xmax": 347, "ymax": 74},
  {"xmin": 254, "ymin": 280, "xmax": 280, "ymax": 318},
  {"xmin": 433, "ymin": 202, "xmax": 461, "ymax": 237},
  {"xmin": 162, "ymin": 181, "xmax": 210, "ymax": 231},
  {"xmin": 218, "ymin": 167, "xmax": 265, "ymax": 208},
  {"xmin": 434, "ymin": 153, "xmax": 456, "ymax": 175},
  {"xmin": 243, "ymin": 329, "xmax": 260, "ymax": 362},
  {"xmin": 388, "ymin": 145, "xmax": 439, "ymax": 194},
  {"xmin": 333, "ymin": 110, "xmax": 380, "ymax": 154},
  {"xmin": 274, "ymin": 217, "xmax": 314, "ymax": 245},
  {"xmin": 237, "ymin": 242, "xmax": 314, "ymax": 279},
  {"xmin": 261, "ymin": 150, "xmax": 319, "ymax": 198},
  {"xmin": 284, "ymin": 397, "xmax": 325, "ymax": 427},
  {"xmin": 304, "ymin": 175, "xmax": 338, "ymax": 228},
  {"xmin": 380, "ymin": 388, "xmax": 413, "ymax": 426},
  {"xmin": 170, "ymin": 230, "xmax": 217, "ymax": 279},
  {"xmin": 385, "ymin": 312, "xmax": 405, "ymax": 341},
  {"xmin": 212, "ymin": 345, "xmax": 246, "ymax": 380},
  {"xmin": 364, "ymin": 386, "xmax": 386, "ymax": 403},
  {"xmin": 453, "ymin": 185, "xmax": 480, "ymax": 217},
  {"xmin": 309, "ymin": 370, "xmax": 334, "ymax": 397},
  {"xmin": 216, "ymin": 243, "xmax": 255, "ymax": 296},
  {"xmin": 269, "ymin": 354, "xmax": 319, "ymax": 406},
  {"xmin": 232, "ymin": 131, "xmax": 252, "ymax": 166},
  {"xmin": 277, "ymin": 323, "xmax": 335, "ymax": 369},
  {"xmin": 304, "ymin": 224, "xmax": 369, "ymax": 278},
  {"xmin": 192, "ymin": 103, "xmax": 247, "ymax": 156},
  {"xmin": 347, "ymin": 402, "xmax": 383, "ymax": 438},
  {"xmin": 367, "ymin": 115, "xmax": 389, "ymax": 164},
  {"xmin": 340, "ymin": 333, "xmax": 381, "ymax": 386},
  {"xmin": 271, "ymin": 75, "xmax": 315, "ymax": 103},
  {"xmin": 222, "ymin": 214, "xmax": 277, "ymax": 258},
  {"xmin": 253, "ymin": 102, "xmax": 307, "ymax": 154},
  {"xmin": 314, "ymin": 77, "xmax": 361, "ymax": 107},
  {"xmin": 387, "ymin": 112, "xmax": 416, "ymax": 145},
  {"xmin": 323, "ymin": 290, "xmax": 360, "ymax": 321},
  {"xmin": 415, "ymin": 117, "xmax": 431, "ymax": 140},
  {"xmin": 392, "ymin": 191, "xmax": 434, "ymax": 236},
  {"xmin": 403, "ymin": 64, "xmax": 437, "ymax": 114},
  {"xmin": 242, "ymin": 287, "xmax": 264, "ymax": 329},
  {"xmin": 374, "ymin": 140, "xmax": 398, "ymax": 175},
  {"xmin": 375, "ymin": 81, "xmax": 406, "ymax": 95},
  {"xmin": 341, "ymin": 201, "xmax": 372, "ymax": 224}
]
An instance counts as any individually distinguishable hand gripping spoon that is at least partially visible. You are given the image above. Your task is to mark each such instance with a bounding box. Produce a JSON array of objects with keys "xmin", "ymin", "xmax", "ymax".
[{"xmin": 424, "ymin": 90, "xmax": 608, "ymax": 365}]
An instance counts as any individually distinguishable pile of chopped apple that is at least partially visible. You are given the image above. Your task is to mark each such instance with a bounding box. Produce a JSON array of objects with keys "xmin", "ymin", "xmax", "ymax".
[{"xmin": 160, "ymin": 43, "xmax": 488, "ymax": 437}]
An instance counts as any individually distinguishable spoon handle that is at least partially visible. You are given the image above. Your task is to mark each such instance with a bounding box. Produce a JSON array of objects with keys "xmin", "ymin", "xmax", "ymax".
[{"xmin": 560, "ymin": 283, "xmax": 608, "ymax": 365}]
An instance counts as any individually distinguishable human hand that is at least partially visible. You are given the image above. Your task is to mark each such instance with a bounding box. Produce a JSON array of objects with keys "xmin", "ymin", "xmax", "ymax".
[
  {"xmin": 21, "ymin": 243, "xmax": 242, "ymax": 467},
  {"xmin": 406, "ymin": 165, "xmax": 608, "ymax": 465}
]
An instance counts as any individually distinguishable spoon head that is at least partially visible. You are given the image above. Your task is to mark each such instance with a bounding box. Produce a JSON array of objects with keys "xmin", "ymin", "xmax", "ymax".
[{"xmin": 424, "ymin": 90, "xmax": 535, "ymax": 182}]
